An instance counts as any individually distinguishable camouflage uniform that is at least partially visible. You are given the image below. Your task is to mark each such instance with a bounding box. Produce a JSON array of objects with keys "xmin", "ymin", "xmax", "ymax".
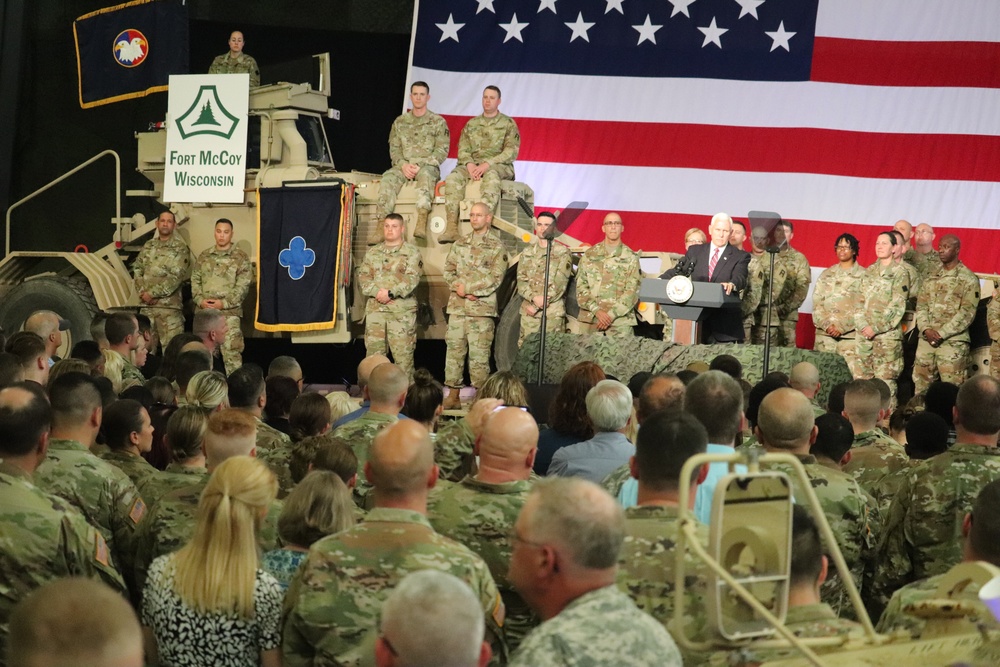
[
  {"xmin": 208, "ymin": 52, "xmax": 260, "ymax": 87},
  {"xmin": 741, "ymin": 252, "xmax": 766, "ymax": 342},
  {"xmin": 989, "ymin": 288, "xmax": 1000, "ymax": 381},
  {"xmin": 773, "ymin": 246, "xmax": 811, "ymax": 347},
  {"xmin": 133, "ymin": 478, "xmax": 282, "ymax": 596},
  {"xmin": 575, "ymin": 242, "xmax": 641, "ymax": 336},
  {"xmin": 723, "ymin": 604, "xmax": 864, "ymax": 666},
  {"xmin": 427, "ymin": 476, "xmax": 538, "ymax": 651},
  {"xmin": 913, "ymin": 261, "xmax": 980, "ymax": 395},
  {"xmin": 876, "ymin": 571, "xmax": 994, "ymax": 635},
  {"xmin": 33, "ymin": 438, "xmax": 146, "ymax": 597},
  {"xmin": 191, "ymin": 244, "xmax": 253, "ymax": 373},
  {"xmin": 376, "ymin": 110, "xmax": 449, "ymax": 219},
  {"xmin": 762, "ymin": 453, "xmax": 876, "ymax": 618},
  {"xmin": 135, "ymin": 463, "xmax": 208, "ymax": 509},
  {"xmin": 332, "ymin": 411, "xmax": 398, "ymax": 509},
  {"xmin": 433, "ymin": 416, "xmax": 477, "ymax": 482},
  {"xmin": 812, "ymin": 262, "xmax": 866, "ymax": 376},
  {"xmin": 133, "ymin": 235, "xmax": 191, "ymax": 349},
  {"xmin": 100, "ymin": 449, "xmax": 159, "ymax": 490},
  {"xmin": 443, "ymin": 231, "xmax": 508, "ymax": 388},
  {"xmin": 855, "ymin": 261, "xmax": 911, "ymax": 407},
  {"xmin": 282, "ymin": 507, "xmax": 508, "ymax": 667},
  {"xmin": 356, "ymin": 241, "xmax": 422, "ymax": 376},
  {"xmin": 445, "ymin": 113, "xmax": 520, "ymax": 217},
  {"xmin": 0, "ymin": 461, "xmax": 128, "ymax": 659},
  {"xmin": 750, "ymin": 252, "xmax": 788, "ymax": 345},
  {"xmin": 617, "ymin": 505, "xmax": 711, "ymax": 665},
  {"xmin": 254, "ymin": 417, "xmax": 294, "ymax": 498},
  {"xmin": 106, "ymin": 348, "xmax": 146, "ymax": 392},
  {"xmin": 516, "ymin": 241, "xmax": 573, "ymax": 348},
  {"xmin": 913, "ymin": 248, "xmax": 943, "ymax": 284},
  {"xmin": 510, "ymin": 585, "xmax": 683, "ymax": 667},
  {"xmin": 873, "ymin": 443, "xmax": 1000, "ymax": 611},
  {"xmin": 842, "ymin": 429, "xmax": 910, "ymax": 504}
]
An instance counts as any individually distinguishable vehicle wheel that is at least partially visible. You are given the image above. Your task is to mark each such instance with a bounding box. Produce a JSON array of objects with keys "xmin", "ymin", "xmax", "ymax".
[
  {"xmin": 0, "ymin": 276, "xmax": 99, "ymax": 355},
  {"xmin": 494, "ymin": 294, "xmax": 524, "ymax": 372}
]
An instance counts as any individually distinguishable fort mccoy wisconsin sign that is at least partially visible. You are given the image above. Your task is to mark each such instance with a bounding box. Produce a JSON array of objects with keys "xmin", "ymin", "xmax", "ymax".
[{"xmin": 163, "ymin": 74, "xmax": 249, "ymax": 203}]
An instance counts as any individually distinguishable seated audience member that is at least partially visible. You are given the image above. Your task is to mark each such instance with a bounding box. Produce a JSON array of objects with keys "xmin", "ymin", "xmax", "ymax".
[
  {"xmin": 142, "ymin": 457, "xmax": 282, "ymax": 667},
  {"xmin": 549, "ymin": 380, "xmax": 634, "ymax": 483},
  {"xmin": 267, "ymin": 354, "xmax": 304, "ymax": 388},
  {"xmin": 841, "ymin": 380, "xmax": 908, "ymax": 498},
  {"xmin": 924, "ymin": 380, "xmax": 959, "ymax": 445},
  {"xmin": 826, "ymin": 381, "xmax": 850, "ymax": 415},
  {"xmin": 289, "ymin": 392, "xmax": 332, "ymax": 442},
  {"xmin": 708, "ymin": 354, "xmax": 743, "ymax": 381},
  {"xmin": 100, "ymin": 398, "xmax": 158, "ymax": 489},
  {"xmin": 508, "ymin": 478, "xmax": 682, "ymax": 666},
  {"xmin": 289, "ymin": 433, "xmax": 355, "ymax": 485},
  {"xmin": 8, "ymin": 578, "xmax": 143, "ymax": 667},
  {"xmin": 71, "ymin": 339, "xmax": 105, "ymax": 376},
  {"xmin": 263, "ymin": 374, "xmax": 299, "ymax": 435},
  {"xmin": 534, "ymin": 361, "xmax": 606, "ymax": 476},
  {"xmin": 185, "ymin": 369, "xmax": 229, "ymax": 413},
  {"xmin": 626, "ymin": 371, "xmax": 653, "ymax": 405},
  {"xmin": 675, "ymin": 369, "xmax": 699, "ymax": 385},
  {"xmin": 333, "ymin": 354, "xmax": 390, "ymax": 428},
  {"xmin": 136, "ymin": 406, "xmax": 209, "ymax": 507},
  {"xmin": 811, "ymin": 413, "xmax": 855, "ymax": 470},
  {"xmin": 904, "ymin": 411, "xmax": 950, "ymax": 460},
  {"xmin": 146, "ymin": 376, "xmax": 177, "ymax": 406},
  {"xmin": 376, "ymin": 570, "xmax": 492, "ymax": 667},
  {"xmin": 156, "ymin": 332, "xmax": 202, "ymax": 383},
  {"xmin": 144, "ymin": 376, "xmax": 178, "ymax": 470},
  {"xmin": 89, "ymin": 312, "xmax": 109, "ymax": 349},
  {"xmin": 0, "ymin": 352, "xmax": 24, "ymax": 387},
  {"xmin": 888, "ymin": 405, "xmax": 914, "ymax": 446},
  {"xmin": 6, "ymin": 331, "xmax": 49, "ymax": 385},
  {"xmin": 789, "ymin": 361, "xmax": 825, "ymax": 416},
  {"xmin": 404, "ymin": 367, "xmax": 445, "ymax": 436},
  {"xmin": 46, "ymin": 358, "xmax": 91, "ymax": 389},
  {"xmin": 325, "ymin": 390, "xmax": 359, "ymax": 425},
  {"xmin": 311, "ymin": 438, "xmax": 361, "ymax": 487},
  {"xmin": 262, "ymin": 470, "xmax": 356, "ymax": 590},
  {"xmin": 742, "ymin": 374, "xmax": 790, "ymax": 448}
]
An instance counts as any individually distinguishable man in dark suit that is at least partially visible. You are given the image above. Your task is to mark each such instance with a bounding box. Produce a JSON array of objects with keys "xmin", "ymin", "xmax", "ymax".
[{"xmin": 660, "ymin": 213, "xmax": 751, "ymax": 343}]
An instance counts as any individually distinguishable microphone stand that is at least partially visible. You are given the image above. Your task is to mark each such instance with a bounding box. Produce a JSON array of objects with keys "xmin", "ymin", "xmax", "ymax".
[
  {"xmin": 536, "ymin": 227, "xmax": 556, "ymax": 386},
  {"xmin": 762, "ymin": 245, "xmax": 781, "ymax": 377}
]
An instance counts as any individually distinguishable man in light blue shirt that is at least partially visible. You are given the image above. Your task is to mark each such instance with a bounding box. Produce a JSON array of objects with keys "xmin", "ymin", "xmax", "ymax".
[{"xmin": 549, "ymin": 380, "xmax": 634, "ymax": 483}]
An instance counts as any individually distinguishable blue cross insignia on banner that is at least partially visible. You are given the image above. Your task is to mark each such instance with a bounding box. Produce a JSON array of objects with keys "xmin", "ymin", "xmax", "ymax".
[{"xmin": 278, "ymin": 236, "xmax": 315, "ymax": 280}]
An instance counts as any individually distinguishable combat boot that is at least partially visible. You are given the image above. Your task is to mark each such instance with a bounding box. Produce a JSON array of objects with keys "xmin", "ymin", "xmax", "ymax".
[
  {"xmin": 438, "ymin": 211, "xmax": 460, "ymax": 244},
  {"xmin": 368, "ymin": 211, "xmax": 384, "ymax": 245},
  {"xmin": 413, "ymin": 209, "xmax": 429, "ymax": 240},
  {"xmin": 442, "ymin": 386, "xmax": 462, "ymax": 410}
]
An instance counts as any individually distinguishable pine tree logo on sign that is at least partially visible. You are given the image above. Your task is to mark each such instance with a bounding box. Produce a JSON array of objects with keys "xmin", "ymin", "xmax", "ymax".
[{"xmin": 174, "ymin": 85, "xmax": 240, "ymax": 140}]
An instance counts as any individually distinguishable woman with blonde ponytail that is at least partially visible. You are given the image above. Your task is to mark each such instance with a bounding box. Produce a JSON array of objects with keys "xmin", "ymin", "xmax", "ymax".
[{"xmin": 141, "ymin": 456, "xmax": 281, "ymax": 667}]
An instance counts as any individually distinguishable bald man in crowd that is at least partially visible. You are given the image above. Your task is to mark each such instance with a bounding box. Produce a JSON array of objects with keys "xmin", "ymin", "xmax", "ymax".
[
  {"xmin": 334, "ymin": 354, "xmax": 390, "ymax": 428},
  {"xmin": 23, "ymin": 310, "xmax": 67, "ymax": 365},
  {"xmin": 789, "ymin": 361, "xmax": 824, "ymax": 416},
  {"xmin": 283, "ymin": 420, "xmax": 507, "ymax": 667},
  {"xmin": 429, "ymin": 407, "xmax": 540, "ymax": 651},
  {"xmin": 911, "ymin": 222, "xmax": 943, "ymax": 282}
]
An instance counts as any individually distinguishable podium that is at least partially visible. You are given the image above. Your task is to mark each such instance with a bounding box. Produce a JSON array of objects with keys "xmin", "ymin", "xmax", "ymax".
[{"xmin": 640, "ymin": 278, "xmax": 742, "ymax": 345}]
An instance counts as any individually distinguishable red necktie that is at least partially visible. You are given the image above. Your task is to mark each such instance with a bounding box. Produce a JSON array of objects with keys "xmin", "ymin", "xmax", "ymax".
[{"xmin": 708, "ymin": 247, "xmax": 720, "ymax": 280}]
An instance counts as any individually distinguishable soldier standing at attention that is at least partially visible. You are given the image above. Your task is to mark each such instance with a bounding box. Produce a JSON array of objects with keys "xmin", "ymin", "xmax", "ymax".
[
  {"xmin": 989, "ymin": 281, "xmax": 1000, "ymax": 381},
  {"xmin": 357, "ymin": 214, "xmax": 422, "ymax": 376},
  {"xmin": 371, "ymin": 82, "xmax": 449, "ymax": 244},
  {"xmin": 856, "ymin": 231, "xmax": 911, "ymax": 409},
  {"xmin": 442, "ymin": 202, "xmax": 508, "ymax": 410},
  {"xmin": 913, "ymin": 234, "xmax": 979, "ymax": 396},
  {"xmin": 190, "ymin": 218, "xmax": 252, "ymax": 373},
  {"xmin": 441, "ymin": 86, "xmax": 520, "ymax": 243},
  {"xmin": 912, "ymin": 222, "xmax": 943, "ymax": 282},
  {"xmin": 133, "ymin": 210, "xmax": 190, "ymax": 351},
  {"xmin": 773, "ymin": 220, "xmax": 811, "ymax": 347},
  {"xmin": 575, "ymin": 212, "xmax": 641, "ymax": 336},
  {"xmin": 208, "ymin": 30, "xmax": 260, "ymax": 87},
  {"xmin": 516, "ymin": 211, "xmax": 572, "ymax": 348},
  {"xmin": 812, "ymin": 233, "xmax": 865, "ymax": 376}
]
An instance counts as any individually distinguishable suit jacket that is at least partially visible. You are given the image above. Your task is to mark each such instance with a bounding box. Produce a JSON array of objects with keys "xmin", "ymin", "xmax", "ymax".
[{"xmin": 660, "ymin": 242, "xmax": 751, "ymax": 342}]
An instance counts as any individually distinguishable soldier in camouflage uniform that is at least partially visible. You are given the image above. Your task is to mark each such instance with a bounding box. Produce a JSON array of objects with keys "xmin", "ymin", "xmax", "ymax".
[
  {"xmin": 911, "ymin": 222, "xmax": 943, "ymax": 283},
  {"xmin": 356, "ymin": 214, "xmax": 422, "ymax": 376},
  {"xmin": 441, "ymin": 86, "xmax": 520, "ymax": 243},
  {"xmin": 772, "ymin": 221, "xmax": 811, "ymax": 347},
  {"xmin": 508, "ymin": 478, "xmax": 683, "ymax": 667},
  {"xmin": 0, "ymin": 384, "xmax": 128, "ymax": 660},
  {"xmin": 756, "ymin": 389, "xmax": 877, "ymax": 618},
  {"xmin": 133, "ymin": 210, "xmax": 191, "ymax": 350},
  {"xmin": 892, "ymin": 230, "xmax": 922, "ymax": 307},
  {"xmin": 191, "ymin": 218, "xmax": 253, "ymax": 373},
  {"xmin": 104, "ymin": 312, "xmax": 146, "ymax": 392},
  {"xmin": 812, "ymin": 233, "xmax": 865, "ymax": 376},
  {"xmin": 207, "ymin": 31, "xmax": 260, "ymax": 87},
  {"xmin": 427, "ymin": 408, "xmax": 539, "ymax": 651},
  {"xmin": 282, "ymin": 421, "xmax": 508, "ymax": 667},
  {"xmin": 840, "ymin": 380, "xmax": 909, "ymax": 511},
  {"xmin": 228, "ymin": 364, "xmax": 295, "ymax": 496},
  {"xmin": 575, "ymin": 212, "xmax": 641, "ymax": 336},
  {"xmin": 913, "ymin": 234, "xmax": 979, "ymax": 396},
  {"xmin": 331, "ymin": 363, "xmax": 408, "ymax": 509},
  {"xmin": 442, "ymin": 202, "xmax": 508, "ymax": 406},
  {"xmin": 100, "ymin": 400, "xmax": 159, "ymax": 490},
  {"xmin": 372, "ymin": 81, "xmax": 449, "ymax": 243},
  {"xmin": 856, "ymin": 232, "xmax": 911, "ymax": 408},
  {"xmin": 989, "ymin": 284, "xmax": 1000, "ymax": 381},
  {"xmin": 873, "ymin": 376, "xmax": 1000, "ymax": 616},
  {"xmin": 749, "ymin": 227, "xmax": 789, "ymax": 345},
  {"xmin": 741, "ymin": 239, "xmax": 765, "ymax": 342},
  {"xmin": 516, "ymin": 211, "xmax": 572, "ymax": 348}
]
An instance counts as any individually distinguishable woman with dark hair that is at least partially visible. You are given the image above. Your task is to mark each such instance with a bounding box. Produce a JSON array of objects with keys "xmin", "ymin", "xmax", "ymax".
[
  {"xmin": 157, "ymin": 333, "xmax": 203, "ymax": 383},
  {"xmin": 534, "ymin": 361, "xmax": 606, "ymax": 475},
  {"xmin": 812, "ymin": 232, "xmax": 865, "ymax": 377},
  {"xmin": 289, "ymin": 392, "xmax": 332, "ymax": 442},
  {"xmin": 100, "ymin": 398, "xmax": 157, "ymax": 488},
  {"xmin": 403, "ymin": 368, "xmax": 445, "ymax": 437}
]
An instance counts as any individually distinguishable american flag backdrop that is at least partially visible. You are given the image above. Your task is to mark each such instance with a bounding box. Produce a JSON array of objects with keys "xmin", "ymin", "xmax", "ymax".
[{"xmin": 406, "ymin": 0, "xmax": 1000, "ymax": 274}]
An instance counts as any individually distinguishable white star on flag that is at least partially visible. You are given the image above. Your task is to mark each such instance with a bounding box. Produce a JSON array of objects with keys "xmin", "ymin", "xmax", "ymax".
[
  {"xmin": 734, "ymin": 0, "xmax": 765, "ymax": 20},
  {"xmin": 476, "ymin": 0, "xmax": 496, "ymax": 14},
  {"xmin": 633, "ymin": 15, "xmax": 663, "ymax": 45},
  {"xmin": 667, "ymin": 0, "xmax": 697, "ymax": 18},
  {"xmin": 499, "ymin": 13, "xmax": 530, "ymax": 43},
  {"xmin": 765, "ymin": 21, "xmax": 796, "ymax": 52},
  {"xmin": 436, "ymin": 14, "xmax": 465, "ymax": 42},
  {"xmin": 605, "ymin": 0, "xmax": 625, "ymax": 14},
  {"xmin": 698, "ymin": 17, "xmax": 728, "ymax": 48},
  {"xmin": 565, "ymin": 12, "xmax": 596, "ymax": 42},
  {"xmin": 537, "ymin": 0, "xmax": 558, "ymax": 14}
]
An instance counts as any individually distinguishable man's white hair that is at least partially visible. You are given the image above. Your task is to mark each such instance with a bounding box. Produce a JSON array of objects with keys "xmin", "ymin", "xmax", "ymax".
[
  {"xmin": 380, "ymin": 570, "xmax": 484, "ymax": 667},
  {"xmin": 710, "ymin": 212, "xmax": 733, "ymax": 227},
  {"xmin": 585, "ymin": 379, "xmax": 632, "ymax": 432}
]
